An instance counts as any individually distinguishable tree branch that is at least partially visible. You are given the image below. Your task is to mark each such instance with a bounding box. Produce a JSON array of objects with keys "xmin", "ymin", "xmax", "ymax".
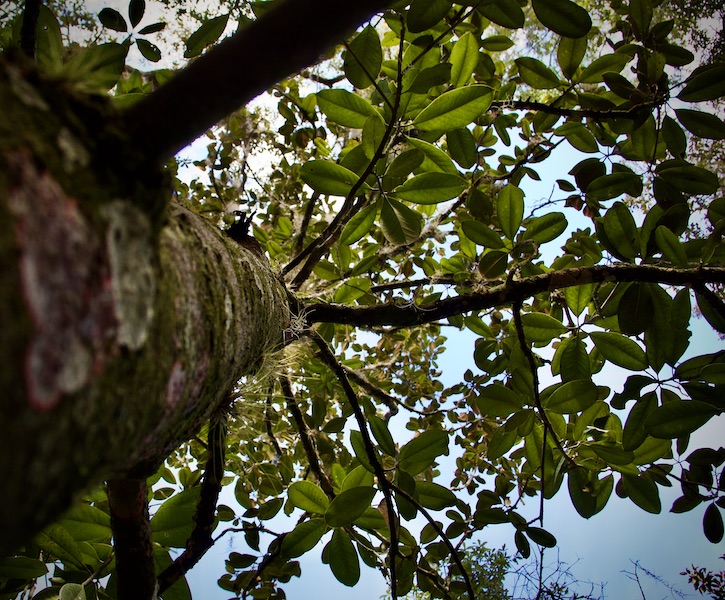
[
  {"xmin": 305, "ymin": 264, "xmax": 725, "ymax": 327},
  {"xmin": 121, "ymin": 0, "xmax": 395, "ymax": 164},
  {"xmin": 107, "ymin": 478, "xmax": 156, "ymax": 600},
  {"xmin": 157, "ymin": 410, "xmax": 228, "ymax": 593},
  {"xmin": 492, "ymin": 98, "xmax": 668, "ymax": 121}
]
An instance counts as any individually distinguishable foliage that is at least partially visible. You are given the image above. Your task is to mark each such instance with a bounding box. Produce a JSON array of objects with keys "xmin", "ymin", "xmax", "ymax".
[
  {"xmin": 684, "ymin": 557, "xmax": 725, "ymax": 600},
  {"xmin": 2, "ymin": 0, "xmax": 725, "ymax": 599}
]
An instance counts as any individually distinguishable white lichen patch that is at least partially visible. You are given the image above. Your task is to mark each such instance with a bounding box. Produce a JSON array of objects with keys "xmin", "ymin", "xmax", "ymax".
[
  {"xmin": 103, "ymin": 201, "xmax": 157, "ymax": 350},
  {"xmin": 57, "ymin": 127, "xmax": 90, "ymax": 173}
]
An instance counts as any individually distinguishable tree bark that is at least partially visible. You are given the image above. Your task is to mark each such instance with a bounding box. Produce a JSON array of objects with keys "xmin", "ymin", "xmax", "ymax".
[{"xmin": 0, "ymin": 59, "xmax": 289, "ymax": 556}]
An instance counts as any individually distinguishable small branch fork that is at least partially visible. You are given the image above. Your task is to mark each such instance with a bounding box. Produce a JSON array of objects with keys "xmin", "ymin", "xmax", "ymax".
[
  {"xmin": 304, "ymin": 264, "xmax": 725, "ymax": 327},
  {"xmin": 309, "ymin": 331, "xmax": 400, "ymax": 599}
]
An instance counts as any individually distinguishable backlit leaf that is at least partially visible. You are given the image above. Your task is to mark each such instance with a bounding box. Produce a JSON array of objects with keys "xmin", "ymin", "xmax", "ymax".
[
  {"xmin": 380, "ymin": 197, "xmax": 422, "ymax": 245},
  {"xmin": 281, "ymin": 519, "xmax": 327, "ymax": 558},
  {"xmin": 655, "ymin": 226, "xmax": 688, "ymax": 267},
  {"xmin": 515, "ymin": 57, "xmax": 561, "ymax": 89},
  {"xmin": 462, "ymin": 220, "xmax": 505, "ymax": 248},
  {"xmin": 675, "ymin": 109, "xmax": 725, "ymax": 140},
  {"xmin": 393, "ymin": 173, "xmax": 467, "ymax": 204},
  {"xmin": 344, "ymin": 26, "xmax": 382, "ymax": 88},
  {"xmin": 544, "ymin": 379, "xmax": 598, "ymax": 413},
  {"xmin": 413, "ymin": 85, "xmax": 493, "ymax": 131},
  {"xmin": 326, "ymin": 486, "xmax": 376, "ymax": 527},
  {"xmin": 479, "ymin": 0, "xmax": 525, "ymax": 29},
  {"xmin": 644, "ymin": 400, "xmax": 719, "ymax": 439},
  {"xmin": 184, "ymin": 14, "xmax": 228, "ymax": 57},
  {"xmin": 522, "ymin": 212, "xmax": 568, "ymax": 243},
  {"xmin": 288, "ymin": 481, "xmax": 330, "ymax": 514},
  {"xmin": 408, "ymin": 0, "xmax": 451, "ymax": 32},
  {"xmin": 497, "ymin": 184, "xmax": 524, "ymax": 239},
  {"xmin": 589, "ymin": 332, "xmax": 648, "ymax": 370},
  {"xmin": 577, "ymin": 53, "xmax": 630, "ymax": 83},
  {"xmin": 531, "ymin": 0, "xmax": 592, "ymax": 38},
  {"xmin": 150, "ymin": 487, "xmax": 200, "ymax": 548},
  {"xmin": 678, "ymin": 65, "xmax": 725, "ymax": 102},
  {"xmin": 558, "ymin": 36, "xmax": 587, "ymax": 79},
  {"xmin": 622, "ymin": 473, "xmax": 661, "ymax": 513},
  {"xmin": 317, "ymin": 89, "xmax": 380, "ymax": 128},
  {"xmin": 521, "ymin": 312, "xmax": 567, "ymax": 343},
  {"xmin": 399, "ymin": 430, "xmax": 449, "ymax": 475},
  {"xmin": 300, "ymin": 161, "xmax": 369, "ymax": 197},
  {"xmin": 476, "ymin": 383, "xmax": 524, "ymax": 417},
  {"xmin": 450, "ymin": 32, "xmax": 480, "ymax": 87}
]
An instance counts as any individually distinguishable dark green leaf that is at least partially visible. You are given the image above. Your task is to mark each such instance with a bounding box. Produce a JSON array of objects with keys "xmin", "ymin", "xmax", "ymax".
[
  {"xmin": 184, "ymin": 14, "xmax": 228, "ymax": 58},
  {"xmin": 482, "ymin": 35, "xmax": 515, "ymax": 51},
  {"xmin": 586, "ymin": 172, "xmax": 643, "ymax": 200},
  {"xmin": 478, "ymin": 250, "xmax": 509, "ymax": 279},
  {"xmin": 408, "ymin": 0, "xmax": 451, "ymax": 32},
  {"xmin": 522, "ymin": 212, "xmax": 567, "ymax": 243},
  {"xmin": 416, "ymin": 482, "xmax": 458, "ymax": 510},
  {"xmin": 327, "ymin": 529, "xmax": 360, "ymax": 586},
  {"xmin": 0, "ymin": 556, "xmax": 48, "ymax": 579},
  {"xmin": 399, "ymin": 430, "xmax": 449, "ymax": 475},
  {"xmin": 281, "ymin": 519, "xmax": 327, "ymax": 558},
  {"xmin": 128, "ymin": 0, "xmax": 145, "ymax": 27},
  {"xmin": 602, "ymin": 201, "xmax": 639, "ymax": 260},
  {"xmin": 589, "ymin": 331, "xmax": 648, "ymax": 370},
  {"xmin": 618, "ymin": 283, "xmax": 654, "ymax": 335},
  {"xmin": 678, "ymin": 65, "xmax": 725, "ymax": 102},
  {"xmin": 300, "ymin": 161, "xmax": 369, "ymax": 197},
  {"xmin": 478, "ymin": 0, "xmax": 525, "ymax": 29},
  {"xmin": 413, "ymin": 85, "xmax": 493, "ymax": 131},
  {"xmin": 380, "ymin": 197, "xmax": 422, "ymax": 245},
  {"xmin": 629, "ymin": 0, "xmax": 652, "ymax": 37},
  {"xmin": 531, "ymin": 0, "xmax": 592, "ymax": 38},
  {"xmin": 526, "ymin": 527, "xmax": 557, "ymax": 547},
  {"xmin": 369, "ymin": 415, "xmax": 396, "ymax": 457},
  {"xmin": 675, "ymin": 109, "xmax": 725, "ymax": 140},
  {"xmin": 590, "ymin": 443, "xmax": 635, "ymax": 465},
  {"xmin": 515, "ymin": 57, "xmax": 561, "ymax": 89},
  {"xmin": 704, "ymin": 504, "xmax": 724, "ymax": 543},
  {"xmin": 497, "ymin": 184, "xmax": 524, "ymax": 239},
  {"xmin": 344, "ymin": 26, "xmax": 383, "ymax": 89},
  {"xmin": 488, "ymin": 427, "xmax": 518, "ymax": 459},
  {"xmin": 544, "ymin": 379, "xmax": 598, "ymax": 413},
  {"xmin": 578, "ymin": 53, "xmax": 630, "ymax": 83},
  {"xmin": 393, "ymin": 173, "xmax": 467, "ymax": 204},
  {"xmin": 326, "ymin": 486, "xmax": 376, "ymax": 527},
  {"xmin": 138, "ymin": 21, "xmax": 166, "ymax": 34},
  {"xmin": 657, "ymin": 163, "xmax": 720, "ymax": 195},
  {"xmin": 515, "ymin": 530, "xmax": 531, "ymax": 558},
  {"xmin": 622, "ymin": 392, "xmax": 657, "ymax": 451},
  {"xmin": 99, "ymin": 8, "xmax": 127, "ymax": 32},
  {"xmin": 557, "ymin": 122, "xmax": 598, "ymax": 153},
  {"xmin": 655, "ymin": 226, "xmax": 688, "ymax": 267},
  {"xmin": 136, "ymin": 38, "xmax": 161, "ymax": 62},
  {"xmin": 462, "ymin": 220, "xmax": 505, "ymax": 248},
  {"xmin": 340, "ymin": 203, "xmax": 377, "ymax": 245},
  {"xmin": 476, "ymin": 383, "xmax": 524, "ymax": 417},
  {"xmin": 36, "ymin": 524, "xmax": 86, "ymax": 568},
  {"xmin": 644, "ymin": 400, "xmax": 719, "ymax": 439},
  {"xmin": 622, "ymin": 473, "xmax": 661, "ymax": 513},
  {"xmin": 558, "ymin": 36, "xmax": 587, "ymax": 79}
]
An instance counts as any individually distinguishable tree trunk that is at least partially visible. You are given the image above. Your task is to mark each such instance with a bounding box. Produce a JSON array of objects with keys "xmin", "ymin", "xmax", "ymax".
[{"xmin": 0, "ymin": 58, "xmax": 289, "ymax": 555}]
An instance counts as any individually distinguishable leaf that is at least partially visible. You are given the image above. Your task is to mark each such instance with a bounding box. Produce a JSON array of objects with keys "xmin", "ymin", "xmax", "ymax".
[
  {"xmin": 657, "ymin": 163, "xmax": 720, "ymax": 195},
  {"xmin": 622, "ymin": 392, "xmax": 657, "ymax": 451},
  {"xmin": 340, "ymin": 203, "xmax": 377, "ymax": 245},
  {"xmin": 586, "ymin": 172, "xmax": 643, "ymax": 200},
  {"xmin": 644, "ymin": 400, "xmax": 719, "ymax": 439},
  {"xmin": 557, "ymin": 122, "xmax": 598, "ymax": 153},
  {"xmin": 678, "ymin": 65, "xmax": 725, "ymax": 102},
  {"xmin": 369, "ymin": 415, "xmax": 396, "ymax": 457},
  {"xmin": 407, "ymin": 137, "xmax": 459, "ymax": 174},
  {"xmin": 462, "ymin": 220, "xmax": 505, "ymax": 248},
  {"xmin": 655, "ymin": 226, "xmax": 688, "ymax": 267},
  {"xmin": 416, "ymin": 482, "xmax": 458, "ymax": 510},
  {"xmin": 675, "ymin": 109, "xmax": 725, "ymax": 140},
  {"xmin": 380, "ymin": 197, "xmax": 422, "ymax": 245},
  {"xmin": 136, "ymin": 38, "xmax": 161, "ymax": 62},
  {"xmin": 515, "ymin": 57, "xmax": 561, "ymax": 89},
  {"xmin": 61, "ymin": 43, "xmax": 128, "ymax": 92},
  {"xmin": 544, "ymin": 379, "xmax": 598, "ymax": 413},
  {"xmin": 58, "ymin": 504, "xmax": 112, "ymax": 543},
  {"xmin": 128, "ymin": 0, "xmax": 145, "ymax": 27},
  {"xmin": 98, "ymin": 7, "xmax": 127, "ymax": 32},
  {"xmin": 36, "ymin": 524, "xmax": 86, "ymax": 569},
  {"xmin": 478, "ymin": 250, "xmax": 508, "ymax": 279},
  {"xmin": 531, "ymin": 0, "xmax": 592, "ymax": 38},
  {"xmin": 447, "ymin": 127, "xmax": 477, "ymax": 169},
  {"xmin": 497, "ymin": 184, "xmax": 524, "ymax": 239},
  {"xmin": 521, "ymin": 313, "xmax": 567, "ymax": 343},
  {"xmin": 184, "ymin": 14, "xmax": 228, "ymax": 58},
  {"xmin": 408, "ymin": 0, "xmax": 451, "ymax": 32},
  {"xmin": 481, "ymin": 35, "xmax": 515, "ymax": 51},
  {"xmin": 618, "ymin": 283, "xmax": 654, "ymax": 335},
  {"xmin": 0, "ymin": 556, "xmax": 48, "ymax": 579},
  {"xmin": 577, "ymin": 53, "xmax": 630, "ymax": 83},
  {"xmin": 60, "ymin": 583, "xmax": 86, "ymax": 600},
  {"xmin": 327, "ymin": 529, "xmax": 360, "ymax": 586},
  {"xmin": 601, "ymin": 201, "xmax": 638, "ymax": 260},
  {"xmin": 341, "ymin": 465, "xmax": 375, "ymax": 491},
  {"xmin": 589, "ymin": 332, "xmax": 648, "ymax": 371},
  {"xmin": 558, "ymin": 36, "xmax": 587, "ymax": 79},
  {"xmin": 316, "ymin": 89, "xmax": 380, "ymax": 128},
  {"xmin": 300, "ymin": 161, "xmax": 369, "ymax": 197},
  {"xmin": 476, "ymin": 384, "xmax": 524, "ymax": 417},
  {"xmin": 344, "ymin": 26, "xmax": 382, "ymax": 88},
  {"xmin": 479, "ymin": 0, "xmax": 525, "ymax": 29},
  {"xmin": 450, "ymin": 32, "xmax": 479, "ymax": 87},
  {"xmin": 704, "ymin": 504, "xmax": 724, "ymax": 543},
  {"xmin": 150, "ymin": 488, "xmax": 200, "ymax": 548},
  {"xmin": 362, "ymin": 114, "xmax": 387, "ymax": 160},
  {"xmin": 522, "ymin": 212, "xmax": 567, "ymax": 243},
  {"xmin": 488, "ymin": 427, "xmax": 518, "ymax": 459},
  {"xmin": 138, "ymin": 22, "xmax": 165, "ymax": 35},
  {"xmin": 622, "ymin": 473, "xmax": 661, "ymax": 514},
  {"xmin": 326, "ymin": 486, "xmax": 376, "ymax": 527},
  {"xmin": 398, "ymin": 429, "xmax": 449, "ymax": 475},
  {"xmin": 406, "ymin": 63, "xmax": 453, "ymax": 93},
  {"xmin": 288, "ymin": 481, "xmax": 330, "ymax": 514},
  {"xmin": 393, "ymin": 173, "xmax": 467, "ymax": 204},
  {"xmin": 629, "ymin": 0, "xmax": 653, "ymax": 37},
  {"xmin": 413, "ymin": 85, "xmax": 493, "ymax": 131},
  {"xmin": 526, "ymin": 527, "xmax": 557, "ymax": 547},
  {"xmin": 281, "ymin": 518, "xmax": 327, "ymax": 558},
  {"xmin": 515, "ymin": 530, "xmax": 531, "ymax": 558}
]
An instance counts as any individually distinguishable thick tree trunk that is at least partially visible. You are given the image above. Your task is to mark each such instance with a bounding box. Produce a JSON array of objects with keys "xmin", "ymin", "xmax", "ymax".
[{"xmin": 0, "ymin": 59, "xmax": 289, "ymax": 555}]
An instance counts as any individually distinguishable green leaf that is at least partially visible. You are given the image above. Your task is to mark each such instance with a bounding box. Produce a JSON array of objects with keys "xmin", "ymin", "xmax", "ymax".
[
  {"xmin": 515, "ymin": 57, "xmax": 561, "ymax": 89},
  {"xmin": 522, "ymin": 212, "xmax": 567, "ymax": 243},
  {"xmin": 341, "ymin": 465, "xmax": 375, "ymax": 492},
  {"xmin": 488, "ymin": 427, "xmax": 518, "ymax": 459},
  {"xmin": 406, "ymin": 63, "xmax": 453, "ymax": 93},
  {"xmin": 380, "ymin": 197, "xmax": 422, "ymax": 245},
  {"xmin": 447, "ymin": 128, "xmax": 477, "ymax": 169},
  {"xmin": 531, "ymin": 0, "xmax": 592, "ymax": 38},
  {"xmin": 408, "ymin": 0, "xmax": 451, "ymax": 32},
  {"xmin": 369, "ymin": 415, "xmax": 397, "ymax": 457},
  {"xmin": 476, "ymin": 384, "xmax": 524, "ymax": 417},
  {"xmin": 326, "ymin": 486, "xmax": 376, "ymax": 527},
  {"xmin": 416, "ymin": 482, "xmax": 458, "ymax": 510},
  {"xmin": 136, "ymin": 38, "xmax": 161, "ymax": 62},
  {"xmin": 300, "ymin": 161, "xmax": 369, "ymax": 197},
  {"xmin": 521, "ymin": 313, "xmax": 567, "ymax": 343},
  {"xmin": 386, "ymin": 149, "xmax": 425, "ymax": 180},
  {"xmin": 281, "ymin": 518, "xmax": 327, "ymax": 558},
  {"xmin": 151, "ymin": 488, "xmax": 200, "ymax": 548},
  {"xmin": 558, "ymin": 36, "xmax": 587, "ymax": 80},
  {"xmin": 629, "ymin": 0, "xmax": 653, "ymax": 37},
  {"xmin": 184, "ymin": 14, "xmax": 228, "ymax": 58},
  {"xmin": 344, "ymin": 26, "xmax": 382, "ymax": 89},
  {"xmin": 526, "ymin": 527, "xmax": 557, "ymax": 547},
  {"xmin": 623, "ymin": 392, "xmax": 658, "ymax": 451},
  {"xmin": 462, "ymin": 220, "xmax": 505, "ymax": 248},
  {"xmin": 497, "ymin": 184, "xmax": 524, "ymax": 239},
  {"xmin": 479, "ymin": 0, "xmax": 525, "ymax": 29},
  {"xmin": 678, "ymin": 65, "xmax": 725, "ymax": 102},
  {"xmin": 675, "ymin": 109, "xmax": 725, "ymax": 140},
  {"xmin": 657, "ymin": 163, "xmax": 720, "ymax": 195},
  {"xmin": 696, "ymin": 291, "xmax": 725, "ymax": 333},
  {"xmin": 99, "ymin": 7, "xmax": 127, "ymax": 32},
  {"xmin": 655, "ymin": 226, "xmax": 688, "ymax": 267},
  {"xmin": 478, "ymin": 250, "xmax": 509, "ymax": 279},
  {"xmin": 644, "ymin": 400, "xmax": 719, "ymax": 439},
  {"xmin": 317, "ymin": 89, "xmax": 380, "ymax": 129},
  {"xmin": 393, "ymin": 173, "xmax": 467, "ymax": 204},
  {"xmin": 138, "ymin": 21, "xmax": 166, "ymax": 35},
  {"xmin": 622, "ymin": 473, "xmax": 661, "ymax": 514},
  {"xmin": 586, "ymin": 173, "xmax": 643, "ymax": 200},
  {"xmin": 0, "ymin": 556, "xmax": 48, "ymax": 579},
  {"xmin": 60, "ymin": 583, "xmax": 86, "ymax": 600},
  {"xmin": 564, "ymin": 285, "xmax": 594, "ymax": 317},
  {"xmin": 399, "ymin": 430, "xmax": 449, "ymax": 475},
  {"xmin": 601, "ymin": 201, "xmax": 639, "ymax": 260},
  {"xmin": 704, "ymin": 504, "xmax": 724, "ymax": 543},
  {"xmin": 618, "ymin": 282, "xmax": 654, "ymax": 335},
  {"xmin": 481, "ymin": 35, "xmax": 515, "ymax": 51},
  {"xmin": 544, "ymin": 379, "xmax": 598, "ymax": 413},
  {"xmin": 327, "ymin": 529, "xmax": 360, "ymax": 586},
  {"xmin": 36, "ymin": 524, "xmax": 86, "ymax": 569},
  {"xmin": 362, "ymin": 114, "xmax": 387, "ymax": 160},
  {"xmin": 589, "ymin": 332, "xmax": 648, "ymax": 370},
  {"xmin": 413, "ymin": 85, "xmax": 493, "ymax": 131},
  {"xmin": 407, "ymin": 137, "xmax": 458, "ymax": 174},
  {"xmin": 34, "ymin": 5, "xmax": 63, "ymax": 70},
  {"xmin": 58, "ymin": 504, "xmax": 112, "ymax": 543},
  {"xmin": 288, "ymin": 481, "xmax": 330, "ymax": 514},
  {"xmin": 450, "ymin": 32, "xmax": 480, "ymax": 87},
  {"xmin": 61, "ymin": 43, "xmax": 128, "ymax": 93},
  {"xmin": 577, "ymin": 53, "xmax": 630, "ymax": 83},
  {"xmin": 340, "ymin": 203, "xmax": 377, "ymax": 245},
  {"xmin": 129, "ymin": 0, "xmax": 146, "ymax": 27},
  {"xmin": 515, "ymin": 530, "xmax": 531, "ymax": 558},
  {"xmin": 556, "ymin": 122, "xmax": 598, "ymax": 153}
]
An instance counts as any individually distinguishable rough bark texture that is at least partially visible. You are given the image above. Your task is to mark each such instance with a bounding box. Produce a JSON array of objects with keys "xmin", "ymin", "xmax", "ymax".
[{"xmin": 0, "ymin": 59, "xmax": 289, "ymax": 555}]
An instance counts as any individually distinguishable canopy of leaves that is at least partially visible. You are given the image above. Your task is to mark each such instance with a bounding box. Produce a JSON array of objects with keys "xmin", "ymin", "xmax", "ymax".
[{"xmin": 2, "ymin": 0, "xmax": 725, "ymax": 599}]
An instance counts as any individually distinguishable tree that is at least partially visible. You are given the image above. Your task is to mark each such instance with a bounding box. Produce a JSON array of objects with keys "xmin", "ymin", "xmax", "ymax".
[{"xmin": 1, "ymin": 0, "xmax": 725, "ymax": 599}]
